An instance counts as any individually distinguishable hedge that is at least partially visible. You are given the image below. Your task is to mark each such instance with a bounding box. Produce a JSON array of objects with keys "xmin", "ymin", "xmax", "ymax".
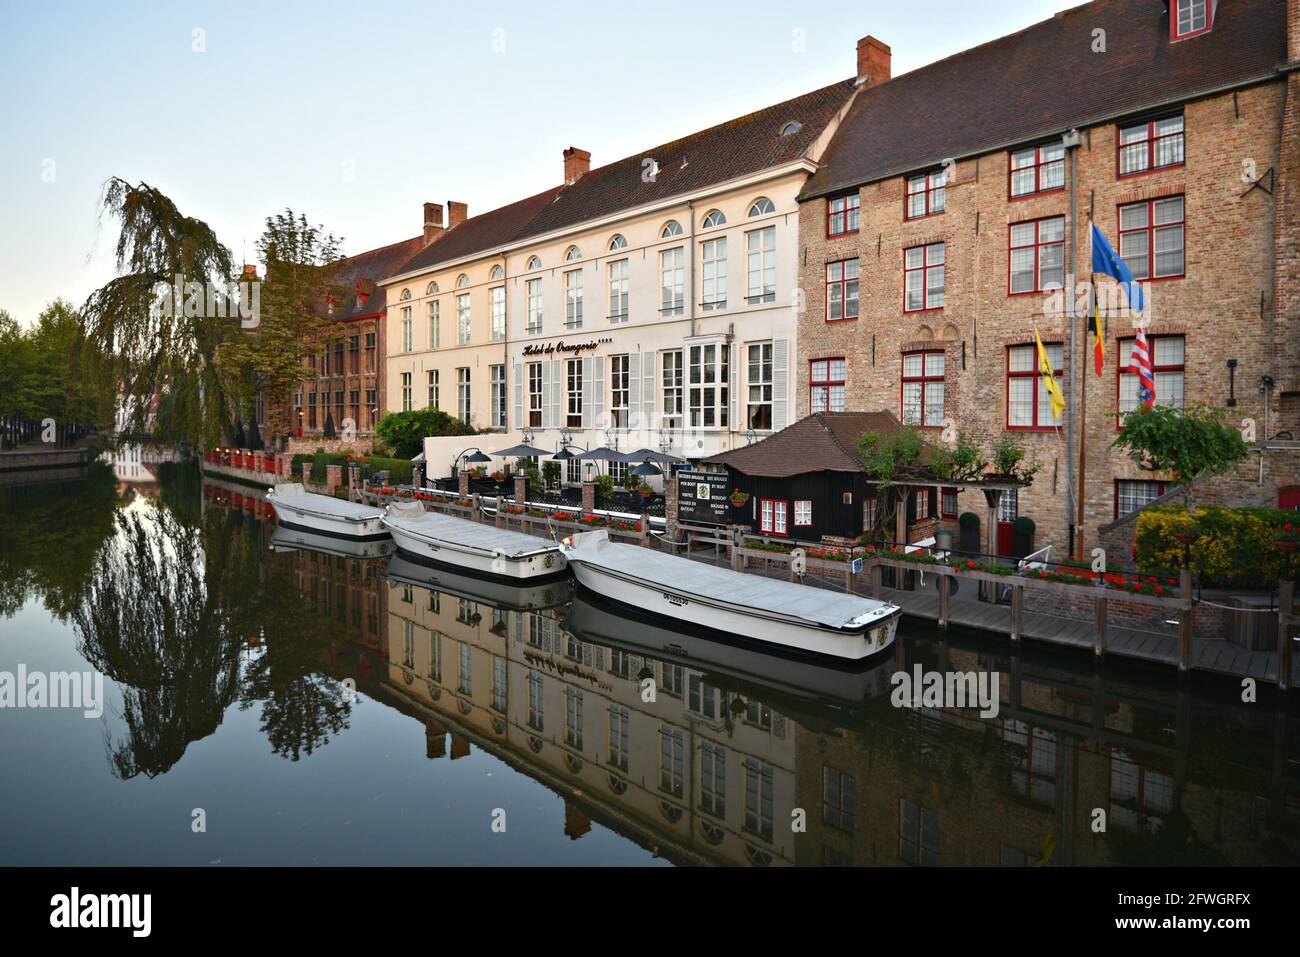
[
  {"xmin": 290, "ymin": 451, "xmax": 413, "ymax": 486},
  {"xmin": 1135, "ymin": 505, "xmax": 1297, "ymax": 588}
]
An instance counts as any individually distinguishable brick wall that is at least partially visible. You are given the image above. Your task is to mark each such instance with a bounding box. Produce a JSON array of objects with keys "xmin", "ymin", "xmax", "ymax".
[{"xmin": 797, "ymin": 78, "xmax": 1297, "ymax": 553}]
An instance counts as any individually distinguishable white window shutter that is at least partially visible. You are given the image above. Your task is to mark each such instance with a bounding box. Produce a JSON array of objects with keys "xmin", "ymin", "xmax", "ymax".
[
  {"xmin": 543, "ymin": 360, "xmax": 555, "ymax": 428},
  {"xmin": 592, "ymin": 356, "xmax": 605, "ymax": 430},
  {"xmin": 513, "ymin": 362, "xmax": 523, "ymax": 432},
  {"xmin": 773, "ymin": 338, "xmax": 789, "ymax": 430},
  {"xmin": 628, "ymin": 353, "xmax": 641, "ymax": 428},
  {"xmin": 729, "ymin": 342, "xmax": 739, "ymax": 430},
  {"xmin": 582, "ymin": 357, "xmax": 594, "ymax": 429},
  {"xmin": 642, "ymin": 352, "xmax": 655, "ymax": 425}
]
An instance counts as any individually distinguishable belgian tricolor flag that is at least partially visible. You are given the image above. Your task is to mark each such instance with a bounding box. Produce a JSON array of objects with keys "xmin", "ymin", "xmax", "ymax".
[{"xmin": 1088, "ymin": 286, "xmax": 1104, "ymax": 377}]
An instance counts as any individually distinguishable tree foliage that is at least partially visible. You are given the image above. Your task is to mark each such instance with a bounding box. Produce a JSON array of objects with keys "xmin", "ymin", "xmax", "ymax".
[
  {"xmin": 0, "ymin": 301, "xmax": 112, "ymax": 426},
  {"xmin": 1113, "ymin": 403, "xmax": 1249, "ymax": 509},
  {"xmin": 375, "ymin": 408, "xmax": 476, "ymax": 459},
  {"xmin": 218, "ymin": 210, "xmax": 345, "ymax": 438},
  {"xmin": 80, "ymin": 178, "xmax": 237, "ymax": 446}
]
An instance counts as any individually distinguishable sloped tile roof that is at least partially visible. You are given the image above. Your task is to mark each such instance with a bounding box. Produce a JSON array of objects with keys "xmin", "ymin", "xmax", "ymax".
[
  {"xmin": 802, "ymin": 0, "xmax": 1287, "ymax": 199},
  {"xmin": 704, "ymin": 411, "xmax": 903, "ymax": 478},
  {"xmin": 388, "ymin": 78, "xmax": 859, "ymax": 279},
  {"xmin": 328, "ymin": 234, "xmax": 428, "ymax": 321}
]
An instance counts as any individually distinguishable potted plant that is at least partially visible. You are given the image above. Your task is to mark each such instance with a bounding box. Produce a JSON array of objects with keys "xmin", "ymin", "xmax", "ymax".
[
  {"xmin": 730, "ymin": 488, "xmax": 751, "ymax": 508},
  {"xmin": 637, "ymin": 481, "xmax": 654, "ymax": 499},
  {"xmin": 1276, "ymin": 522, "xmax": 1298, "ymax": 553}
]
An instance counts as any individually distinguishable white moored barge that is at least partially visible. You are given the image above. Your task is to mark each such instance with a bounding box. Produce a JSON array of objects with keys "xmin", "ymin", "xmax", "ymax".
[
  {"xmin": 382, "ymin": 502, "xmax": 566, "ymax": 581},
  {"xmin": 386, "ymin": 554, "xmax": 571, "ymax": 611},
  {"xmin": 266, "ymin": 482, "xmax": 388, "ymax": 541},
  {"xmin": 560, "ymin": 529, "xmax": 899, "ymax": 661}
]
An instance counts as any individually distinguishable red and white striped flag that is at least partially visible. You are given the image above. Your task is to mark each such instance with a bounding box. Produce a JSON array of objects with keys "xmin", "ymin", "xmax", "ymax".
[{"xmin": 1129, "ymin": 326, "xmax": 1155, "ymax": 407}]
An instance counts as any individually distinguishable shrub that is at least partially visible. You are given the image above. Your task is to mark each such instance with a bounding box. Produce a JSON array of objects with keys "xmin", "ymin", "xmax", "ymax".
[
  {"xmin": 542, "ymin": 461, "xmax": 561, "ymax": 489},
  {"xmin": 857, "ymin": 427, "xmax": 924, "ymax": 483},
  {"xmin": 375, "ymin": 407, "xmax": 475, "ymax": 458},
  {"xmin": 1135, "ymin": 505, "xmax": 1294, "ymax": 587},
  {"xmin": 594, "ymin": 473, "xmax": 615, "ymax": 504}
]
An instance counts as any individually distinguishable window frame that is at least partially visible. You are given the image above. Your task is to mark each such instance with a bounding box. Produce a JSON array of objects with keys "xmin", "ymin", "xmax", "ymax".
[
  {"xmin": 825, "ymin": 258, "xmax": 860, "ymax": 322},
  {"xmin": 1006, "ymin": 341, "xmax": 1064, "ymax": 431},
  {"xmin": 660, "ymin": 246, "xmax": 685, "ymax": 317},
  {"xmin": 700, "ymin": 237, "xmax": 727, "ymax": 311},
  {"xmin": 1170, "ymin": 0, "xmax": 1212, "ymax": 41},
  {"xmin": 746, "ymin": 341, "xmax": 773, "ymax": 431},
  {"xmin": 809, "ymin": 357, "xmax": 846, "ymax": 414},
  {"xmin": 525, "ymin": 277, "xmax": 543, "ymax": 334},
  {"xmin": 608, "ymin": 258, "xmax": 629, "ymax": 323},
  {"xmin": 901, "ymin": 349, "xmax": 945, "ymax": 428},
  {"xmin": 903, "ymin": 243, "xmax": 945, "ymax": 313},
  {"xmin": 826, "ymin": 192, "xmax": 860, "ymax": 237},
  {"xmin": 745, "ymin": 226, "xmax": 776, "ymax": 304},
  {"xmin": 1118, "ymin": 195, "xmax": 1185, "ymax": 281},
  {"xmin": 527, "ymin": 362, "xmax": 543, "ymax": 428},
  {"xmin": 905, "ymin": 169, "xmax": 947, "ymax": 220},
  {"xmin": 1116, "ymin": 333, "xmax": 1185, "ymax": 423},
  {"xmin": 1116, "ymin": 114, "xmax": 1185, "ymax": 179},
  {"xmin": 662, "ymin": 349, "xmax": 683, "ymax": 428},
  {"xmin": 759, "ymin": 498, "xmax": 789, "ymax": 537},
  {"xmin": 456, "ymin": 293, "xmax": 471, "ymax": 345},
  {"xmin": 794, "ymin": 500, "xmax": 813, "ymax": 527},
  {"xmin": 1008, "ymin": 142, "xmax": 1066, "ymax": 200},
  {"xmin": 566, "ymin": 357, "xmax": 583, "ymax": 428},
  {"xmin": 1114, "ymin": 479, "xmax": 1168, "ymax": 519},
  {"xmin": 564, "ymin": 268, "xmax": 584, "ymax": 330},
  {"xmin": 1007, "ymin": 216, "xmax": 1066, "ymax": 296}
]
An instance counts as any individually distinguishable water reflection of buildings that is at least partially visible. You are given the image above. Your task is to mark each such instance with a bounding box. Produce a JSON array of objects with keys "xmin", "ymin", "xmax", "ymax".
[
  {"xmin": 194, "ymin": 476, "xmax": 1298, "ymax": 867},
  {"xmin": 382, "ymin": 569, "xmax": 1300, "ymax": 867},
  {"xmin": 799, "ymin": 642, "xmax": 1300, "ymax": 867},
  {"xmin": 103, "ymin": 444, "xmax": 180, "ymax": 498}
]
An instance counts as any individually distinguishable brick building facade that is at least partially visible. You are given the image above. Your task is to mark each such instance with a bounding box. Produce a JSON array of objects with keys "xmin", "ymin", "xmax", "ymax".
[{"xmin": 795, "ymin": 0, "xmax": 1299, "ymax": 554}]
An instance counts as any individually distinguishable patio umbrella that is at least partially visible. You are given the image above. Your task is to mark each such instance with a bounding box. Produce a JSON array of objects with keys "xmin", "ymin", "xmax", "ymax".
[
  {"xmin": 571, "ymin": 447, "xmax": 628, "ymax": 462},
  {"xmin": 622, "ymin": 447, "xmax": 684, "ymax": 464},
  {"xmin": 490, "ymin": 442, "xmax": 550, "ymax": 457}
]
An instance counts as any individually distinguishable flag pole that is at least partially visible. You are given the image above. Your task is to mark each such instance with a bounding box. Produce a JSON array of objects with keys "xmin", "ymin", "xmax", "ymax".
[{"xmin": 1077, "ymin": 275, "xmax": 1093, "ymax": 563}]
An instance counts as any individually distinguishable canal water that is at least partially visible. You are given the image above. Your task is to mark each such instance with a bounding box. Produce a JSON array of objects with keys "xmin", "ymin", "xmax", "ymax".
[{"xmin": 1, "ymin": 460, "xmax": 1296, "ymax": 866}]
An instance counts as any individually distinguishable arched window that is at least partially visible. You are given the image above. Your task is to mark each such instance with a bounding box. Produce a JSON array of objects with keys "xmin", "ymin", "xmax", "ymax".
[
  {"xmin": 455, "ymin": 273, "xmax": 470, "ymax": 288},
  {"xmin": 779, "ymin": 121, "xmax": 803, "ymax": 137},
  {"xmin": 702, "ymin": 210, "xmax": 726, "ymax": 229},
  {"xmin": 425, "ymin": 281, "xmax": 439, "ymax": 295},
  {"xmin": 748, "ymin": 197, "xmax": 775, "ymax": 217},
  {"xmin": 661, "ymin": 220, "xmax": 683, "ymax": 238},
  {"xmin": 525, "ymin": 255, "xmax": 542, "ymax": 270},
  {"xmin": 489, "ymin": 265, "xmax": 504, "ymax": 280},
  {"xmin": 608, "ymin": 234, "xmax": 627, "ymax": 251},
  {"xmin": 607, "ymin": 774, "xmax": 628, "ymax": 795},
  {"xmin": 564, "ymin": 245, "xmax": 582, "ymax": 262},
  {"xmin": 399, "ymin": 288, "xmax": 412, "ymax": 301}
]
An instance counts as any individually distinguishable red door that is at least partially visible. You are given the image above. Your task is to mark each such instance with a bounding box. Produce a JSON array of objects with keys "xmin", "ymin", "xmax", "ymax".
[
  {"xmin": 1281, "ymin": 486, "xmax": 1300, "ymax": 511},
  {"xmin": 996, "ymin": 488, "xmax": 1018, "ymax": 556}
]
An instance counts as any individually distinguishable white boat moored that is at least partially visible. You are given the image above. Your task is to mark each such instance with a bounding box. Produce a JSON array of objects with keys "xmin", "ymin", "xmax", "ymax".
[
  {"xmin": 265, "ymin": 482, "xmax": 388, "ymax": 541},
  {"xmin": 382, "ymin": 502, "xmax": 566, "ymax": 581},
  {"xmin": 560, "ymin": 529, "xmax": 899, "ymax": 661}
]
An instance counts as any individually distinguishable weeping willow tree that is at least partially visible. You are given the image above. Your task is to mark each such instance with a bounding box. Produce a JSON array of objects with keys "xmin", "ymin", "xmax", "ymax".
[
  {"xmin": 74, "ymin": 505, "xmax": 246, "ymax": 779},
  {"xmin": 81, "ymin": 178, "xmax": 237, "ymax": 447},
  {"xmin": 219, "ymin": 210, "xmax": 346, "ymax": 442}
]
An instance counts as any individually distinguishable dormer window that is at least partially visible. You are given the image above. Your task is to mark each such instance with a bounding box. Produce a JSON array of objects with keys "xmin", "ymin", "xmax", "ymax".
[{"xmin": 1171, "ymin": 0, "xmax": 1212, "ymax": 41}]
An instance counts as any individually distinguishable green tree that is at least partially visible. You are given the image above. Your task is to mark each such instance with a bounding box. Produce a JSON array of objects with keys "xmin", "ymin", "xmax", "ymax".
[
  {"xmin": 375, "ymin": 407, "xmax": 476, "ymax": 459},
  {"xmin": 1113, "ymin": 403, "xmax": 1249, "ymax": 511},
  {"xmin": 81, "ymin": 178, "xmax": 238, "ymax": 447},
  {"xmin": 219, "ymin": 210, "xmax": 345, "ymax": 441}
]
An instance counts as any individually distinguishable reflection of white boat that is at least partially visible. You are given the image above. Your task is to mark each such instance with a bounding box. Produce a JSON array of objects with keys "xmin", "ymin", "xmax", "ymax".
[
  {"xmin": 382, "ymin": 502, "xmax": 566, "ymax": 581},
  {"xmin": 386, "ymin": 554, "xmax": 571, "ymax": 611},
  {"xmin": 265, "ymin": 482, "xmax": 388, "ymax": 540},
  {"xmin": 270, "ymin": 524, "xmax": 393, "ymax": 560},
  {"xmin": 563, "ymin": 591, "xmax": 893, "ymax": 709},
  {"xmin": 561, "ymin": 530, "xmax": 899, "ymax": 661}
]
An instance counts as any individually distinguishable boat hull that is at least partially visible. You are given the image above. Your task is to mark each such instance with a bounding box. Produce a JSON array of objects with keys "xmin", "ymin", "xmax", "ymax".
[
  {"xmin": 566, "ymin": 560, "xmax": 898, "ymax": 661},
  {"xmin": 272, "ymin": 507, "xmax": 389, "ymax": 541},
  {"xmin": 384, "ymin": 522, "xmax": 567, "ymax": 582}
]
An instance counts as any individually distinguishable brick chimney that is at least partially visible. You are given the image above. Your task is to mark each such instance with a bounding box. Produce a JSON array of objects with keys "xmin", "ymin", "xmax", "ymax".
[
  {"xmin": 423, "ymin": 202, "xmax": 444, "ymax": 245},
  {"xmin": 856, "ymin": 35, "xmax": 891, "ymax": 87},
  {"xmin": 241, "ymin": 264, "xmax": 258, "ymax": 279},
  {"xmin": 448, "ymin": 201, "xmax": 468, "ymax": 230},
  {"xmin": 563, "ymin": 146, "xmax": 591, "ymax": 185}
]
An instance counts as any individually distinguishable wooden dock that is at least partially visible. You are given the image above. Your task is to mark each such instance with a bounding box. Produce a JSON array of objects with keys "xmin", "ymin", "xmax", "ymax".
[{"xmin": 877, "ymin": 583, "xmax": 1295, "ymax": 685}]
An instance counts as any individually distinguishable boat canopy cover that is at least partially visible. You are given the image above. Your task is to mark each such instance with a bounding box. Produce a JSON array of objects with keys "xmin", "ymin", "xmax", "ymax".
[
  {"xmin": 270, "ymin": 484, "xmax": 384, "ymax": 520},
  {"xmin": 385, "ymin": 506, "xmax": 560, "ymax": 559},
  {"xmin": 565, "ymin": 530, "xmax": 892, "ymax": 629}
]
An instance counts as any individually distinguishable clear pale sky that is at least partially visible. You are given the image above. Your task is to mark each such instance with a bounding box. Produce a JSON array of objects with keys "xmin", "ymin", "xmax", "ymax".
[{"xmin": 0, "ymin": 0, "xmax": 1072, "ymax": 328}]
